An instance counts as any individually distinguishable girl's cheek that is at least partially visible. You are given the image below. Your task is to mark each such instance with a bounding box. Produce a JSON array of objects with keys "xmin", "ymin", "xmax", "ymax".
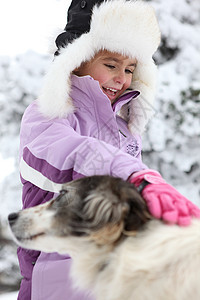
[{"xmin": 127, "ymin": 77, "xmax": 132, "ymax": 88}]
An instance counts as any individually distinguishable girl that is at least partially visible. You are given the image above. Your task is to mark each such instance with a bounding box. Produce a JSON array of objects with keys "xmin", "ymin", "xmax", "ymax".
[{"xmin": 17, "ymin": 0, "xmax": 200, "ymax": 299}]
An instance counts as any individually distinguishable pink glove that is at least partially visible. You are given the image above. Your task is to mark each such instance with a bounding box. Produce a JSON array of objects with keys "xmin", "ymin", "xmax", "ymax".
[{"xmin": 129, "ymin": 169, "xmax": 200, "ymax": 226}]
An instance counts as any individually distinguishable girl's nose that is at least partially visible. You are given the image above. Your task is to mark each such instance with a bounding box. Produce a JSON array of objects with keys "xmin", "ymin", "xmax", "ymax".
[{"xmin": 114, "ymin": 71, "xmax": 126, "ymax": 85}]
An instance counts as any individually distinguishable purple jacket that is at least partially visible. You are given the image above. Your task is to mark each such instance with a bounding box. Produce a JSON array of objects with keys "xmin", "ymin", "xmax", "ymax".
[{"xmin": 18, "ymin": 75, "xmax": 147, "ymax": 299}]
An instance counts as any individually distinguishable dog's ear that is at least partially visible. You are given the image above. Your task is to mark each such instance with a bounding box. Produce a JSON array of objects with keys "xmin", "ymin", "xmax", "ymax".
[{"xmin": 120, "ymin": 184, "xmax": 152, "ymax": 235}]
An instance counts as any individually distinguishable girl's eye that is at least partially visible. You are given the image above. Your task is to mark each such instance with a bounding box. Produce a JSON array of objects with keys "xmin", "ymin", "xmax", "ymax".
[
  {"xmin": 125, "ymin": 69, "xmax": 134, "ymax": 74},
  {"xmin": 104, "ymin": 64, "xmax": 115, "ymax": 69}
]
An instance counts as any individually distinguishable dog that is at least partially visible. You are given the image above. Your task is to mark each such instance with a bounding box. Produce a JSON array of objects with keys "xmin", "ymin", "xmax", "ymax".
[{"xmin": 8, "ymin": 175, "xmax": 200, "ymax": 300}]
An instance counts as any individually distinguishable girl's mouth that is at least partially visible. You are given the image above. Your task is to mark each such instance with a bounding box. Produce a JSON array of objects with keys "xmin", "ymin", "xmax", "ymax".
[{"xmin": 102, "ymin": 87, "xmax": 120, "ymax": 101}]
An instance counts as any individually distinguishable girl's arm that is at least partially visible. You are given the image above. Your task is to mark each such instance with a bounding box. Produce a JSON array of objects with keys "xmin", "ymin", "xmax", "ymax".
[{"xmin": 20, "ymin": 119, "xmax": 146, "ymax": 194}]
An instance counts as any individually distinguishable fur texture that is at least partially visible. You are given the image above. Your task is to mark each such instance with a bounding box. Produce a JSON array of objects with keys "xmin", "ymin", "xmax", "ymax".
[
  {"xmin": 8, "ymin": 175, "xmax": 200, "ymax": 300},
  {"xmin": 38, "ymin": 0, "xmax": 161, "ymax": 134}
]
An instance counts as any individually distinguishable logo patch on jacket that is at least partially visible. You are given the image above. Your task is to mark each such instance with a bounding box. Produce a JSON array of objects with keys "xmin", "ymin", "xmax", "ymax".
[{"xmin": 126, "ymin": 139, "xmax": 139, "ymax": 157}]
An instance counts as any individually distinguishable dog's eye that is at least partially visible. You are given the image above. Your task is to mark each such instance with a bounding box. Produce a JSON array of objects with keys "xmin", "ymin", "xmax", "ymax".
[
  {"xmin": 53, "ymin": 190, "xmax": 69, "ymax": 205},
  {"xmin": 60, "ymin": 189, "xmax": 68, "ymax": 196},
  {"xmin": 54, "ymin": 189, "xmax": 74, "ymax": 207}
]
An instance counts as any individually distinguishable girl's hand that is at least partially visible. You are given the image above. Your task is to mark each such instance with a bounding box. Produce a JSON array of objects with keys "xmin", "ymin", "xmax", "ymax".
[{"xmin": 129, "ymin": 169, "xmax": 200, "ymax": 226}]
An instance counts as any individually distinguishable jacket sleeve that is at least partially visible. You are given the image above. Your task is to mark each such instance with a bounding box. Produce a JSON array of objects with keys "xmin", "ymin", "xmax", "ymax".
[{"xmin": 20, "ymin": 119, "xmax": 147, "ymax": 193}]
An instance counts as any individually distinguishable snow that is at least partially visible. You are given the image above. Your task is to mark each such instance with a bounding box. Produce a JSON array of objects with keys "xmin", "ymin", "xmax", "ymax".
[
  {"xmin": 0, "ymin": 292, "xmax": 18, "ymax": 300},
  {"xmin": 0, "ymin": 0, "xmax": 200, "ymax": 297},
  {"xmin": 0, "ymin": 154, "xmax": 14, "ymax": 183},
  {"xmin": 0, "ymin": 0, "xmax": 68, "ymax": 56}
]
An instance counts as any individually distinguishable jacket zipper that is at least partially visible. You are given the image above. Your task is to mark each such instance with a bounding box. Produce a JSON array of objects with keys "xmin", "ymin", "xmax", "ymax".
[{"xmin": 119, "ymin": 129, "xmax": 127, "ymax": 138}]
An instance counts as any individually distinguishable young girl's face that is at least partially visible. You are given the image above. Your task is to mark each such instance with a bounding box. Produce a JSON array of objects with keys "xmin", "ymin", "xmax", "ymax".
[{"xmin": 74, "ymin": 50, "xmax": 137, "ymax": 103}]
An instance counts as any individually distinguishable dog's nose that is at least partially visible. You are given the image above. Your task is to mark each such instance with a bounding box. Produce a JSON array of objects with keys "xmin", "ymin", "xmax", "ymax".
[{"xmin": 8, "ymin": 212, "xmax": 19, "ymax": 225}]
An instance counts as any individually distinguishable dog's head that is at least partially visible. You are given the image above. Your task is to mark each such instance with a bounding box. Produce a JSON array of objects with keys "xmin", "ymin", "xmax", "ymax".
[{"xmin": 8, "ymin": 176, "xmax": 151, "ymax": 254}]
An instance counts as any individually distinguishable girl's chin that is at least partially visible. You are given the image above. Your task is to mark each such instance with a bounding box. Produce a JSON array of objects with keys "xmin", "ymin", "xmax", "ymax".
[
  {"xmin": 102, "ymin": 88, "xmax": 120, "ymax": 103},
  {"xmin": 107, "ymin": 95, "xmax": 118, "ymax": 103}
]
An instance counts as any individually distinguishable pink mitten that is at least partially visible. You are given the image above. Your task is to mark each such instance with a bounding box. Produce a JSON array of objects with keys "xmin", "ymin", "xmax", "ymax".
[{"xmin": 129, "ymin": 169, "xmax": 200, "ymax": 226}]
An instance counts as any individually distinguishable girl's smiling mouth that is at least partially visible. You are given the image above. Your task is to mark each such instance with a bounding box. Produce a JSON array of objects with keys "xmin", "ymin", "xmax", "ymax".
[{"xmin": 102, "ymin": 86, "xmax": 121, "ymax": 101}]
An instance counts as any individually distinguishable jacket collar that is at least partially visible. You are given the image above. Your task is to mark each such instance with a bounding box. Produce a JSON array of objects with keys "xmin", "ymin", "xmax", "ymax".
[{"xmin": 70, "ymin": 75, "xmax": 140, "ymax": 115}]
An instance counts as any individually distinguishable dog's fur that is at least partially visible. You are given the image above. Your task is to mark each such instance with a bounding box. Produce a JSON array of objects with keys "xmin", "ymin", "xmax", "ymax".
[{"xmin": 9, "ymin": 176, "xmax": 200, "ymax": 300}]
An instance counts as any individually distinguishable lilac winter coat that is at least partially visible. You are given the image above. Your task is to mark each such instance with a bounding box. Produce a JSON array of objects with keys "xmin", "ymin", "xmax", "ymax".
[{"xmin": 17, "ymin": 75, "xmax": 147, "ymax": 299}]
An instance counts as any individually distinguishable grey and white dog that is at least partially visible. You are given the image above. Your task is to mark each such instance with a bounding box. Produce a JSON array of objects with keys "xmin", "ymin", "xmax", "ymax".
[{"xmin": 8, "ymin": 175, "xmax": 200, "ymax": 300}]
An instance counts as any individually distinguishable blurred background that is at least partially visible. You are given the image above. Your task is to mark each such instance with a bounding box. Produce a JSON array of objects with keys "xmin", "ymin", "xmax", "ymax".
[{"xmin": 0, "ymin": 0, "xmax": 200, "ymax": 298}]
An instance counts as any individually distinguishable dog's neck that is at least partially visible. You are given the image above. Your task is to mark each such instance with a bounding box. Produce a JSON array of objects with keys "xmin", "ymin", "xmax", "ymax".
[{"xmin": 68, "ymin": 237, "xmax": 116, "ymax": 295}]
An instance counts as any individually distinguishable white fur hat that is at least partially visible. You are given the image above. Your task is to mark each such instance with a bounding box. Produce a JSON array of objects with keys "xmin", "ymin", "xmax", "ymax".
[{"xmin": 38, "ymin": 0, "xmax": 161, "ymax": 134}]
